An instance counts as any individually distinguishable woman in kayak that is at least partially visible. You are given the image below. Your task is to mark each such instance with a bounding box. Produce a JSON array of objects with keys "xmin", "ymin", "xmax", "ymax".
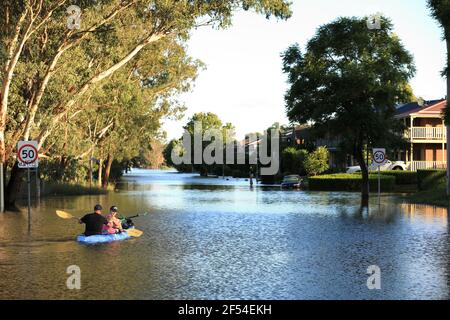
[{"xmin": 103, "ymin": 206, "xmax": 124, "ymax": 234}]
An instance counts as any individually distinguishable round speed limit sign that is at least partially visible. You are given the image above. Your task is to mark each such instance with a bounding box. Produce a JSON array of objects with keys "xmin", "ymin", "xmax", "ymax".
[
  {"xmin": 373, "ymin": 148, "xmax": 386, "ymax": 165},
  {"xmin": 17, "ymin": 141, "xmax": 39, "ymax": 168}
]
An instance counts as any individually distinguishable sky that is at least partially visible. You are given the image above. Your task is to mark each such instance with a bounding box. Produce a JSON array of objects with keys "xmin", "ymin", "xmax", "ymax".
[{"xmin": 163, "ymin": 0, "xmax": 447, "ymax": 141}]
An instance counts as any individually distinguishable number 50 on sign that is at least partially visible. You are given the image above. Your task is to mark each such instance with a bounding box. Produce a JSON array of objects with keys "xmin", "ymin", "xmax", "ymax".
[{"xmin": 18, "ymin": 141, "xmax": 39, "ymax": 168}]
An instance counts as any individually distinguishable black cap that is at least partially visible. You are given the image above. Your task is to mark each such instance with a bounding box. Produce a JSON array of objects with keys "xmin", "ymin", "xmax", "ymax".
[
  {"xmin": 94, "ymin": 204, "xmax": 103, "ymax": 211},
  {"xmin": 110, "ymin": 206, "xmax": 118, "ymax": 212}
]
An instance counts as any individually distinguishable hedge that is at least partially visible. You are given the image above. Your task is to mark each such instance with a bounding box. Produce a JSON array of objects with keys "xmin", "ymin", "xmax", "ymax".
[
  {"xmin": 308, "ymin": 173, "xmax": 395, "ymax": 192},
  {"xmin": 417, "ymin": 169, "xmax": 446, "ymax": 191},
  {"xmin": 372, "ymin": 171, "xmax": 417, "ymax": 185}
]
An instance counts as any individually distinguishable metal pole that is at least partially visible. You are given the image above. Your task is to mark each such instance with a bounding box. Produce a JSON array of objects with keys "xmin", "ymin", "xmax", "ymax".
[
  {"xmin": 0, "ymin": 162, "xmax": 4, "ymax": 213},
  {"xmin": 35, "ymin": 167, "xmax": 40, "ymax": 206},
  {"xmin": 27, "ymin": 167, "xmax": 31, "ymax": 232},
  {"xmin": 378, "ymin": 165, "xmax": 381, "ymax": 206}
]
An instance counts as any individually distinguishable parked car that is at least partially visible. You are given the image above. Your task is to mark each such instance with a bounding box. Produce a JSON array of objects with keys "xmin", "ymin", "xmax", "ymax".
[
  {"xmin": 346, "ymin": 160, "xmax": 408, "ymax": 173},
  {"xmin": 281, "ymin": 175, "xmax": 302, "ymax": 189}
]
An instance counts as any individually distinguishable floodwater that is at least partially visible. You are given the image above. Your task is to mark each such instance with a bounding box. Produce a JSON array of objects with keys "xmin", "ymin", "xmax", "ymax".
[{"xmin": 0, "ymin": 169, "xmax": 448, "ymax": 300}]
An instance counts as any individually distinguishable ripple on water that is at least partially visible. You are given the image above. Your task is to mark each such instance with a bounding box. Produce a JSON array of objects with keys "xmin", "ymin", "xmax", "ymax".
[{"xmin": 0, "ymin": 169, "xmax": 448, "ymax": 299}]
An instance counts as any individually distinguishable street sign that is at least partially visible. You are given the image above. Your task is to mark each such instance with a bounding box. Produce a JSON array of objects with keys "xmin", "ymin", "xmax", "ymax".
[
  {"xmin": 18, "ymin": 141, "xmax": 39, "ymax": 168},
  {"xmin": 373, "ymin": 148, "xmax": 386, "ymax": 207},
  {"xmin": 17, "ymin": 141, "xmax": 39, "ymax": 233},
  {"xmin": 372, "ymin": 148, "xmax": 386, "ymax": 166}
]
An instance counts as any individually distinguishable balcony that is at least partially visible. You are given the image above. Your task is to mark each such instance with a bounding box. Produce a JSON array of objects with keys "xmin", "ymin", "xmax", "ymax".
[
  {"xmin": 410, "ymin": 161, "xmax": 447, "ymax": 171},
  {"xmin": 404, "ymin": 127, "xmax": 446, "ymax": 141}
]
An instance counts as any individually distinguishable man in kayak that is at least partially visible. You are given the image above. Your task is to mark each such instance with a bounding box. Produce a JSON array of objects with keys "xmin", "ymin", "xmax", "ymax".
[
  {"xmin": 79, "ymin": 204, "xmax": 109, "ymax": 236},
  {"xmin": 103, "ymin": 206, "xmax": 124, "ymax": 234}
]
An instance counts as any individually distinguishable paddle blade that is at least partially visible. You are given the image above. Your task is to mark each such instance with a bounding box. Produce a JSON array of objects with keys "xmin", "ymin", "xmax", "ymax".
[
  {"xmin": 125, "ymin": 228, "xmax": 143, "ymax": 237},
  {"xmin": 56, "ymin": 210, "xmax": 75, "ymax": 219}
]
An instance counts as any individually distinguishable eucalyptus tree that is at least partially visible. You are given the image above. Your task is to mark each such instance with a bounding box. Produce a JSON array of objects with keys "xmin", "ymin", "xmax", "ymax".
[
  {"xmin": 1, "ymin": 0, "xmax": 292, "ymax": 208},
  {"xmin": 282, "ymin": 16, "xmax": 415, "ymax": 206},
  {"xmin": 41, "ymin": 36, "xmax": 199, "ymax": 186}
]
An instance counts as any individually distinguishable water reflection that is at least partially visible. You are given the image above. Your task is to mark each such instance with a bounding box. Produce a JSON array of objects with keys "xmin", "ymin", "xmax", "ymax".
[{"xmin": 0, "ymin": 169, "xmax": 448, "ymax": 299}]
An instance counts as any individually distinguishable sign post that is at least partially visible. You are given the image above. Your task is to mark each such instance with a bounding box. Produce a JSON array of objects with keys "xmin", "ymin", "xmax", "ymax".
[
  {"xmin": 372, "ymin": 148, "xmax": 386, "ymax": 206},
  {"xmin": 17, "ymin": 141, "xmax": 39, "ymax": 232}
]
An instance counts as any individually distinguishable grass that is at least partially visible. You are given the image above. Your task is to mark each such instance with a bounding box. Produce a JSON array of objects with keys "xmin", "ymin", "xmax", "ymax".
[
  {"xmin": 406, "ymin": 178, "xmax": 449, "ymax": 207},
  {"xmin": 308, "ymin": 173, "xmax": 396, "ymax": 192},
  {"xmin": 39, "ymin": 182, "xmax": 109, "ymax": 197}
]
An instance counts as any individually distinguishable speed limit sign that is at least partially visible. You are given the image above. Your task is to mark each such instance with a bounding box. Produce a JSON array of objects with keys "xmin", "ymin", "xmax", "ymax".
[
  {"xmin": 18, "ymin": 141, "xmax": 39, "ymax": 168},
  {"xmin": 373, "ymin": 148, "xmax": 387, "ymax": 166}
]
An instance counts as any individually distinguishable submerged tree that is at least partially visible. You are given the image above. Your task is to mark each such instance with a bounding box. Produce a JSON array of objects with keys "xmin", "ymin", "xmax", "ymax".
[
  {"xmin": 183, "ymin": 112, "xmax": 235, "ymax": 176},
  {"xmin": 282, "ymin": 16, "xmax": 415, "ymax": 206}
]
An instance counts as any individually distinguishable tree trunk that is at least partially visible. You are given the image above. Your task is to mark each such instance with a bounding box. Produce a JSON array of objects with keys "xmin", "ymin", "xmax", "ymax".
[
  {"xmin": 89, "ymin": 150, "xmax": 94, "ymax": 188},
  {"xmin": 35, "ymin": 168, "xmax": 40, "ymax": 206},
  {"xmin": 103, "ymin": 155, "xmax": 113, "ymax": 188},
  {"xmin": 59, "ymin": 155, "xmax": 67, "ymax": 181},
  {"xmin": 97, "ymin": 158, "xmax": 103, "ymax": 188},
  {"xmin": 5, "ymin": 162, "xmax": 24, "ymax": 210},
  {"xmin": 355, "ymin": 146, "xmax": 369, "ymax": 208}
]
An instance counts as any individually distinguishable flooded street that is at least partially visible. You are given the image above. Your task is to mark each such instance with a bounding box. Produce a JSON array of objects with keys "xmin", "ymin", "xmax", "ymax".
[{"xmin": 0, "ymin": 169, "xmax": 449, "ymax": 299}]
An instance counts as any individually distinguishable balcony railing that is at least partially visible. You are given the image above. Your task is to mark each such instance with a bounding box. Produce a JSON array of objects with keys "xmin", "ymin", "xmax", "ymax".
[
  {"xmin": 405, "ymin": 127, "xmax": 446, "ymax": 141},
  {"xmin": 410, "ymin": 161, "xmax": 447, "ymax": 171}
]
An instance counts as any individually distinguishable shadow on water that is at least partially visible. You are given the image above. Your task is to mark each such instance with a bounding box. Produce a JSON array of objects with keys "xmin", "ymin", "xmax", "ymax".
[{"xmin": 0, "ymin": 169, "xmax": 449, "ymax": 299}]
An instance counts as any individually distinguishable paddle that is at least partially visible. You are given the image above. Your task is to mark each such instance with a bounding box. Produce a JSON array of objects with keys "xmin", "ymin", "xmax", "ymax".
[
  {"xmin": 56, "ymin": 210, "xmax": 143, "ymax": 237},
  {"xmin": 125, "ymin": 212, "xmax": 150, "ymax": 219},
  {"xmin": 124, "ymin": 228, "xmax": 143, "ymax": 237},
  {"xmin": 56, "ymin": 210, "xmax": 80, "ymax": 221}
]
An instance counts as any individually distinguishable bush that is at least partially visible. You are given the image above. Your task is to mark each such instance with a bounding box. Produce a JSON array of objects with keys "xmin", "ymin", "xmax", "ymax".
[
  {"xmin": 374, "ymin": 171, "xmax": 417, "ymax": 185},
  {"xmin": 281, "ymin": 147, "xmax": 308, "ymax": 175},
  {"xmin": 308, "ymin": 173, "xmax": 395, "ymax": 192},
  {"xmin": 417, "ymin": 169, "xmax": 446, "ymax": 190},
  {"xmin": 39, "ymin": 158, "xmax": 88, "ymax": 183},
  {"xmin": 304, "ymin": 146, "xmax": 329, "ymax": 176},
  {"xmin": 41, "ymin": 182, "xmax": 108, "ymax": 196}
]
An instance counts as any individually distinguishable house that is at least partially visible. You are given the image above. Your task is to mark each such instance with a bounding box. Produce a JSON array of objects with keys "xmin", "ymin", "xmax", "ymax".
[
  {"xmin": 395, "ymin": 99, "xmax": 447, "ymax": 171},
  {"xmin": 281, "ymin": 125, "xmax": 310, "ymax": 146},
  {"xmin": 282, "ymin": 99, "xmax": 448, "ymax": 172},
  {"xmin": 281, "ymin": 125, "xmax": 349, "ymax": 170}
]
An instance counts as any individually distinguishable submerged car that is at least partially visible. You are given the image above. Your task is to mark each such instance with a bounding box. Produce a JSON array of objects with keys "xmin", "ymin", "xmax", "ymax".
[
  {"xmin": 281, "ymin": 175, "xmax": 302, "ymax": 189},
  {"xmin": 346, "ymin": 160, "xmax": 408, "ymax": 173}
]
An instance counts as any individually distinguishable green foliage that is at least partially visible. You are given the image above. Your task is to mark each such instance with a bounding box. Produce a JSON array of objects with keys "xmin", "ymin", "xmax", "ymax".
[
  {"xmin": 417, "ymin": 169, "xmax": 447, "ymax": 190},
  {"xmin": 282, "ymin": 16, "xmax": 415, "ymax": 196},
  {"xmin": 181, "ymin": 112, "xmax": 236, "ymax": 176},
  {"xmin": 406, "ymin": 177, "xmax": 448, "ymax": 207},
  {"xmin": 427, "ymin": 0, "xmax": 450, "ymax": 124},
  {"xmin": 281, "ymin": 147, "xmax": 308, "ymax": 175},
  {"xmin": 304, "ymin": 146, "xmax": 329, "ymax": 176},
  {"xmin": 163, "ymin": 139, "xmax": 180, "ymax": 168},
  {"xmin": 375, "ymin": 171, "xmax": 417, "ymax": 185},
  {"xmin": 309, "ymin": 174, "xmax": 395, "ymax": 192},
  {"xmin": 1, "ymin": 0, "xmax": 293, "ymax": 197},
  {"xmin": 39, "ymin": 158, "xmax": 88, "ymax": 183},
  {"xmin": 41, "ymin": 182, "xmax": 108, "ymax": 197}
]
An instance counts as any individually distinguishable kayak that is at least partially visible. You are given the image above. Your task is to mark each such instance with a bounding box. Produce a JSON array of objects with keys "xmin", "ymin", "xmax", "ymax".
[{"xmin": 77, "ymin": 230, "xmax": 132, "ymax": 244}]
